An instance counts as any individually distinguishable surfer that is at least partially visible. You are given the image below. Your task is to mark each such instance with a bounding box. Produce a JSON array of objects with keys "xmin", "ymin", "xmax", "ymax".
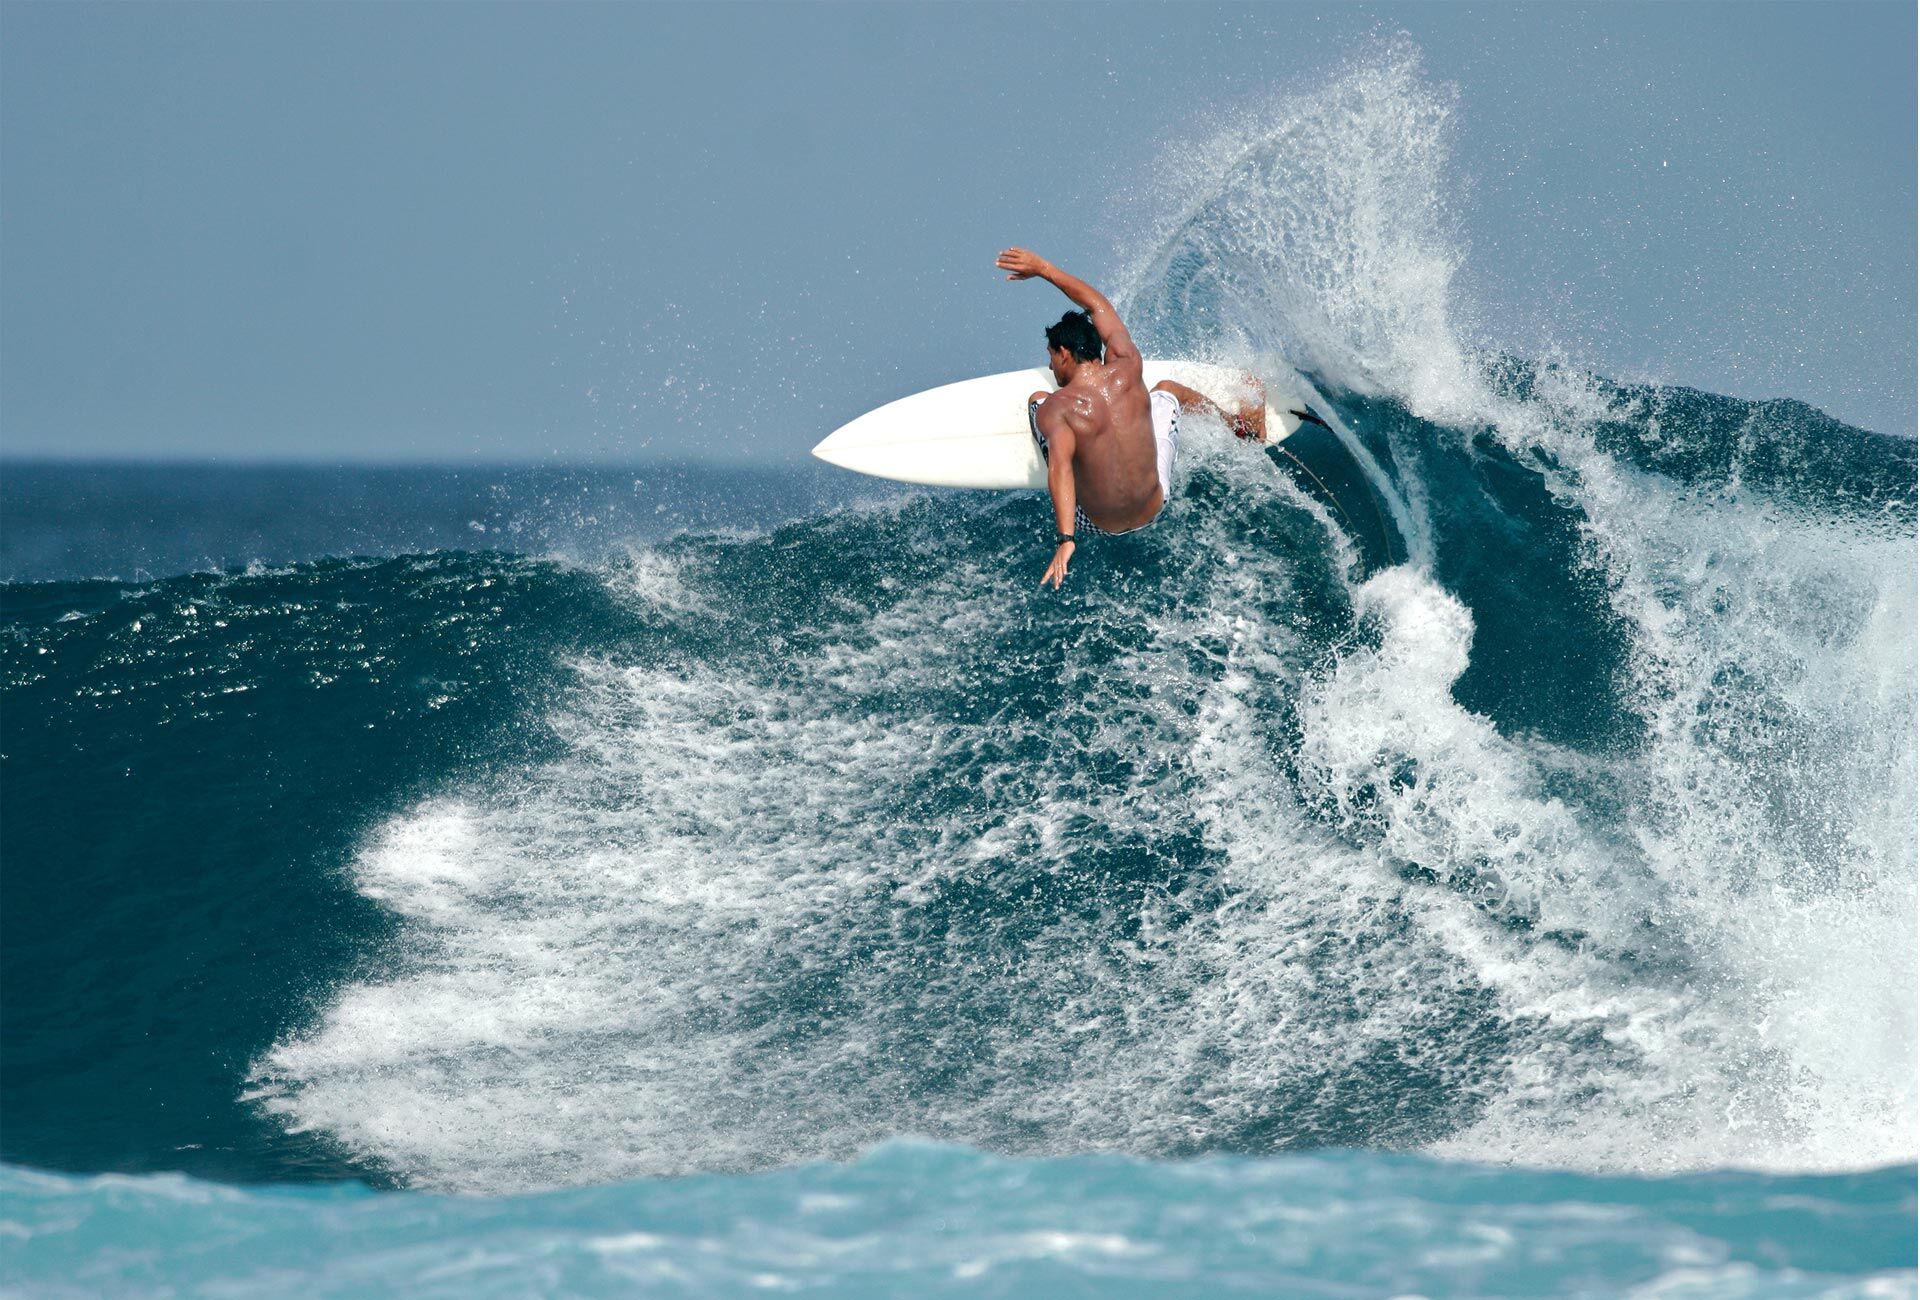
[{"xmin": 997, "ymin": 247, "xmax": 1261, "ymax": 589}]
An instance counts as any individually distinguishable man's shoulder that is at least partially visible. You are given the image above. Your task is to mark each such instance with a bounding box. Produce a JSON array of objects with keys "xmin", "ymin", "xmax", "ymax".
[{"xmin": 1097, "ymin": 362, "xmax": 1151, "ymax": 411}]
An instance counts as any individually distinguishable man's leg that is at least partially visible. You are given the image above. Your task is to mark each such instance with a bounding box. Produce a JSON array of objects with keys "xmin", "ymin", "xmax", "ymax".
[{"xmin": 1152, "ymin": 379, "xmax": 1264, "ymax": 441}]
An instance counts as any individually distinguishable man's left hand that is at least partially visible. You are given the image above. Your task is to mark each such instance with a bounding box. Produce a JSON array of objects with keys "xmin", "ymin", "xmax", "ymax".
[{"xmin": 998, "ymin": 248, "xmax": 1051, "ymax": 281}]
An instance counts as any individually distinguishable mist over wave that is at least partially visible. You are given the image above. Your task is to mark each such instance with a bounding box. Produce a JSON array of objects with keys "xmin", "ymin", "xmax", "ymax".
[{"xmin": 1123, "ymin": 40, "xmax": 1918, "ymax": 1173}]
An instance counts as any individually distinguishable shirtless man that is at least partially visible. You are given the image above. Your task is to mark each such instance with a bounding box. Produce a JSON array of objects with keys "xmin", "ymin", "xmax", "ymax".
[{"xmin": 996, "ymin": 247, "xmax": 1258, "ymax": 589}]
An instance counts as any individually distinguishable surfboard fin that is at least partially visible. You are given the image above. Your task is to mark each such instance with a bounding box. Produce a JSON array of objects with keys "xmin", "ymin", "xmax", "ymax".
[{"xmin": 1289, "ymin": 406, "xmax": 1332, "ymax": 430}]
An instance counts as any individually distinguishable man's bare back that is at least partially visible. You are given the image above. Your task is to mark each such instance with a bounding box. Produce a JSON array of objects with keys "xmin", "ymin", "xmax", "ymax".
[{"xmin": 996, "ymin": 246, "xmax": 1249, "ymax": 589}]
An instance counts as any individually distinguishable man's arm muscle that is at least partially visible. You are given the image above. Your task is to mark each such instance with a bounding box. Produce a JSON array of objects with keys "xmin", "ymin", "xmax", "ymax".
[
  {"xmin": 1036, "ymin": 403, "xmax": 1079, "ymax": 538},
  {"xmin": 996, "ymin": 248, "xmax": 1140, "ymax": 367}
]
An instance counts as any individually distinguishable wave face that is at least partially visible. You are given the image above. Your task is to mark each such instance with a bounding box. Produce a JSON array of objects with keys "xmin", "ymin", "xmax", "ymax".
[{"xmin": 2, "ymin": 45, "xmax": 1914, "ymax": 1205}]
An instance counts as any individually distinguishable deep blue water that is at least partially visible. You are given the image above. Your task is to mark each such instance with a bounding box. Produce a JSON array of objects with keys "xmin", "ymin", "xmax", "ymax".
[{"xmin": 0, "ymin": 459, "xmax": 884, "ymax": 584}]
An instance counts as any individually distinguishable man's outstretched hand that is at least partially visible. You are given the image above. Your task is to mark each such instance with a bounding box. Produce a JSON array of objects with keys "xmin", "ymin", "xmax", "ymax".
[{"xmin": 997, "ymin": 248, "xmax": 1052, "ymax": 281}]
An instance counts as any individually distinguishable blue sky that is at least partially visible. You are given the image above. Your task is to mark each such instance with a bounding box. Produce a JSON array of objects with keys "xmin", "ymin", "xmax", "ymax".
[{"xmin": 2, "ymin": 1, "xmax": 1912, "ymax": 461}]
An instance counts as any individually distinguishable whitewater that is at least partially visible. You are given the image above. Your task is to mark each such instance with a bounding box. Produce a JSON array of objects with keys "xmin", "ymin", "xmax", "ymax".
[{"xmin": 3, "ymin": 41, "xmax": 1913, "ymax": 1298}]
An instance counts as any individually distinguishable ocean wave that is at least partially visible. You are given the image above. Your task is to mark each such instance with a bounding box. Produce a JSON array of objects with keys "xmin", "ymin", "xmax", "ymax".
[{"xmin": 2, "ymin": 42, "xmax": 1912, "ymax": 1197}]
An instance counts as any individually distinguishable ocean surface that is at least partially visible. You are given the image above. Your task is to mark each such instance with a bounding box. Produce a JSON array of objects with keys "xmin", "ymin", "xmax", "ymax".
[{"xmin": 4, "ymin": 47, "xmax": 1915, "ymax": 1298}]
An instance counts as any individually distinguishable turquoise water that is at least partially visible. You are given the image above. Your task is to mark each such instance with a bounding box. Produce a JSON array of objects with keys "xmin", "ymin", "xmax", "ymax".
[
  {"xmin": 3, "ymin": 46, "xmax": 1915, "ymax": 1297},
  {"xmin": 6, "ymin": 1145, "xmax": 1913, "ymax": 1298}
]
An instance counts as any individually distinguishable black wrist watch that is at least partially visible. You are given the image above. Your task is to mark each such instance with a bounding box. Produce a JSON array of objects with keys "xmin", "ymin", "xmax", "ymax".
[{"xmin": 1056, "ymin": 533, "xmax": 1076, "ymax": 545}]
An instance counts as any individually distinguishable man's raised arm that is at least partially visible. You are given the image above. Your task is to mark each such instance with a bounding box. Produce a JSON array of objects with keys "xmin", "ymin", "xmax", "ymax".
[{"xmin": 996, "ymin": 248, "xmax": 1139, "ymax": 365}]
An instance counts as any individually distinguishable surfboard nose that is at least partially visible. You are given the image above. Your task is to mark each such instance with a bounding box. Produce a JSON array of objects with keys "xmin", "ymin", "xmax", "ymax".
[{"xmin": 809, "ymin": 435, "xmax": 859, "ymax": 471}]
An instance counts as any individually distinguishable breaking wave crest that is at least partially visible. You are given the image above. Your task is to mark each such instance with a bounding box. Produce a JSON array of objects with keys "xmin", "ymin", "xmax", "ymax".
[{"xmin": 221, "ymin": 44, "xmax": 1920, "ymax": 1192}]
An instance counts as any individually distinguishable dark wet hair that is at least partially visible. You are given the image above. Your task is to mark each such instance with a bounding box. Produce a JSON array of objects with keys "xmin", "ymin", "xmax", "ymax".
[{"xmin": 1045, "ymin": 310, "xmax": 1103, "ymax": 363}]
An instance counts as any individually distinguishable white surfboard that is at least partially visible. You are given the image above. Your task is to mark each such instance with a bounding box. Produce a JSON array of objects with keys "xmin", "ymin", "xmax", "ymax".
[{"xmin": 811, "ymin": 362, "xmax": 1303, "ymax": 490}]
